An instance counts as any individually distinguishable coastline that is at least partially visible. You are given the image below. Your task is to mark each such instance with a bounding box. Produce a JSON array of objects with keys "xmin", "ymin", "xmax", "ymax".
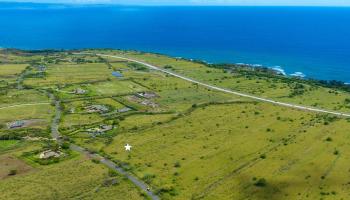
[{"xmin": 1, "ymin": 48, "xmax": 349, "ymax": 90}]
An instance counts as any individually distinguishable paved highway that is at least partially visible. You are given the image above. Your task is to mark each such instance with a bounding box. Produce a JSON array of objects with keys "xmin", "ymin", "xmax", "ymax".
[{"xmin": 96, "ymin": 53, "xmax": 350, "ymax": 118}]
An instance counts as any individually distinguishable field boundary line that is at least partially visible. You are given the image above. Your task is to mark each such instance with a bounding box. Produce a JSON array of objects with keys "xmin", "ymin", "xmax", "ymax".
[{"xmin": 0, "ymin": 102, "xmax": 50, "ymax": 110}]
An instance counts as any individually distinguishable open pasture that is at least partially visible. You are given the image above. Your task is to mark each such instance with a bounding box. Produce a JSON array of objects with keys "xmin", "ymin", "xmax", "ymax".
[
  {"xmin": 119, "ymin": 113, "xmax": 176, "ymax": 131},
  {"xmin": 0, "ymin": 140, "xmax": 20, "ymax": 152},
  {"xmin": 88, "ymin": 80, "xmax": 145, "ymax": 96},
  {"xmin": 24, "ymin": 63, "xmax": 114, "ymax": 86},
  {"xmin": 61, "ymin": 113, "xmax": 104, "ymax": 128},
  {"xmin": 0, "ymin": 89, "xmax": 50, "ymax": 107},
  {"xmin": 0, "ymin": 154, "xmax": 145, "ymax": 200},
  {"xmin": 103, "ymin": 101, "xmax": 350, "ymax": 200},
  {"xmin": 0, "ymin": 154, "xmax": 34, "ymax": 180},
  {"xmin": 0, "ymin": 64, "xmax": 27, "ymax": 76}
]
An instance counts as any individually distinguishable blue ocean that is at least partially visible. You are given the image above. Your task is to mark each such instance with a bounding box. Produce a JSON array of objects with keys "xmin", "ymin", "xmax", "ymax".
[{"xmin": 0, "ymin": 3, "xmax": 349, "ymax": 82}]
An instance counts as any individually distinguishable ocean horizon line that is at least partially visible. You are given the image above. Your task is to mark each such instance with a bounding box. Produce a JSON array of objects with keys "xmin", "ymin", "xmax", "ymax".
[{"xmin": 1, "ymin": 2, "xmax": 350, "ymax": 8}]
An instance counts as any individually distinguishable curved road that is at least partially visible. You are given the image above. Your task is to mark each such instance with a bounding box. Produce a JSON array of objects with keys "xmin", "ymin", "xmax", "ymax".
[
  {"xmin": 94, "ymin": 53, "xmax": 350, "ymax": 118},
  {"xmin": 48, "ymin": 93, "xmax": 159, "ymax": 200}
]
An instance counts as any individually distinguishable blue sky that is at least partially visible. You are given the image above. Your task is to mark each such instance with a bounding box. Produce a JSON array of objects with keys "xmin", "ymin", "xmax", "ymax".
[{"xmin": 4, "ymin": 0, "xmax": 350, "ymax": 6}]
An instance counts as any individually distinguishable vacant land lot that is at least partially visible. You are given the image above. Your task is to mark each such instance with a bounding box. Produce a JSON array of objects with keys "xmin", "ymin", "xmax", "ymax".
[
  {"xmin": 0, "ymin": 154, "xmax": 145, "ymax": 200},
  {"xmin": 24, "ymin": 63, "xmax": 114, "ymax": 87},
  {"xmin": 0, "ymin": 154, "xmax": 33, "ymax": 180},
  {"xmin": 0, "ymin": 64, "xmax": 27, "ymax": 76},
  {"xmin": 88, "ymin": 80, "xmax": 145, "ymax": 96},
  {"xmin": 0, "ymin": 89, "xmax": 50, "ymax": 107},
  {"xmin": 104, "ymin": 102, "xmax": 350, "ymax": 199}
]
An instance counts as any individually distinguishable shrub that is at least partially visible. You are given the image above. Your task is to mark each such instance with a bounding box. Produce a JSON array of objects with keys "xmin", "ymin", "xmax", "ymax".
[
  {"xmin": 61, "ymin": 142, "xmax": 70, "ymax": 150},
  {"xmin": 156, "ymin": 185, "xmax": 178, "ymax": 196},
  {"xmin": 92, "ymin": 158, "xmax": 100, "ymax": 164},
  {"xmin": 164, "ymin": 65, "xmax": 173, "ymax": 69},
  {"xmin": 174, "ymin": 161, "xmax": 181, "ymax": 168},
  {"xmin": 345, "ymin": 98, "xmax": 350, "ymax": 104},
  {"xmin": 254, "ymin": 178, "xmax": 267, "ymax": 187},
  {"xmin": 8, "ymin": 169, "xmax": 17, "ymax": 176},
  {"xmin": 108, "ymin": 169, "xmax": 118, "ymax": 177},
  {"xmin": 334, "ymin": 150, "xmax": 339, "ymax": 155},
  {"xmin": 142, "ymin": 174, "xmax": 156, "ymax": 184}
]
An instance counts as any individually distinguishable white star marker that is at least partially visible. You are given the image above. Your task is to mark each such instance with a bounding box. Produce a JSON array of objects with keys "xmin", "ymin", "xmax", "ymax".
[{"xmin": 124, "ymin": 144, "xmax": 132, "ymax": 151}]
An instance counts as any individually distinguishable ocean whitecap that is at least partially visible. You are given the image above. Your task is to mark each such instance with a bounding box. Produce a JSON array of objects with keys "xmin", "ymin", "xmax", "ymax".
[
  {"xmin": 290, "ymin": 72, "xmax": 306, "ymax": 78},
  {"xmin": 271, "ymin": 66, "xmax": 286, "ymax": 76}
]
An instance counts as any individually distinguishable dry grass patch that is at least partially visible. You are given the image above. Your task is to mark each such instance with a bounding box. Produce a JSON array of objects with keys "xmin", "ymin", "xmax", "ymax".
[{"xmin": 0, "ymin": 155, "xmax": 34, "ymax": 180}]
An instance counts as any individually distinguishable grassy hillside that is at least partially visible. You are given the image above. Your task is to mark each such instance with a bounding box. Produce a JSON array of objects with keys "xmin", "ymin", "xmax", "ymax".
[{"xmin": 1, "ymin": 49, "xmax": 350, "ymax": 200}]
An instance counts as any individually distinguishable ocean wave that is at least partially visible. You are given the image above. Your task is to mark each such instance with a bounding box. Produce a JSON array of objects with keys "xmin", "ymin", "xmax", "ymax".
[
  {"xmin": 290, "ymin": 72, "xmax": 306, "ymax": 78},
  {"xmin": 271, "ymin": 66, "xmax": 286, "ymax": 76},
  {"xmin": 235, "ymin": 62, "xmax": 288, "ymax": 76}
]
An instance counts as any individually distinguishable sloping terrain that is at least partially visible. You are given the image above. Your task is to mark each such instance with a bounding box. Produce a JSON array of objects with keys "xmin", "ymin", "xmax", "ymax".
[{"xmin": 1, "ymin": 49, "xmax": 350, "ymax": 200}]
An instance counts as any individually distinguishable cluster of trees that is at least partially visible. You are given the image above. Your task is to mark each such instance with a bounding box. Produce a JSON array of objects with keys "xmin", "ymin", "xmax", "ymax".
[
  {"xmin": 289, "ymin": 83, "xmax": 306, "ymax": 97},
  {"xmin": 0, "ymin": 128, "xmax": 49, "ymax": 140},
  {"xmin": 127, "ymin": 63, "xmax": 148, "ymax": 71}
]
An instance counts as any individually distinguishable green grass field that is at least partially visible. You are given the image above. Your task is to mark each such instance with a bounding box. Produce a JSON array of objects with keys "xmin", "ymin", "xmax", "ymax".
[
  {"xmin": 0, "ymin": 154, "xmax": 145, "ymax": 200},
  {"xmin": 0, "ymin": 64, "xmax": 28, "ymax": 76},
  {"xmin": 103, "ymin": 102, "xmax": 350, "ymax": 200},
  {"xmin": 23, "ymin": 63, "xmax": 114, "ymax": 87},
  {"xmin": 0, "ymin": 140, "xmax": 20, "ymax": 151},
  {"xmin": 1, "ymin": 49, "xmax": 350, "ymax": 200},
  {"xmin": 0, "ymin": 89, "xmax": 50, "ymax": 107}
]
